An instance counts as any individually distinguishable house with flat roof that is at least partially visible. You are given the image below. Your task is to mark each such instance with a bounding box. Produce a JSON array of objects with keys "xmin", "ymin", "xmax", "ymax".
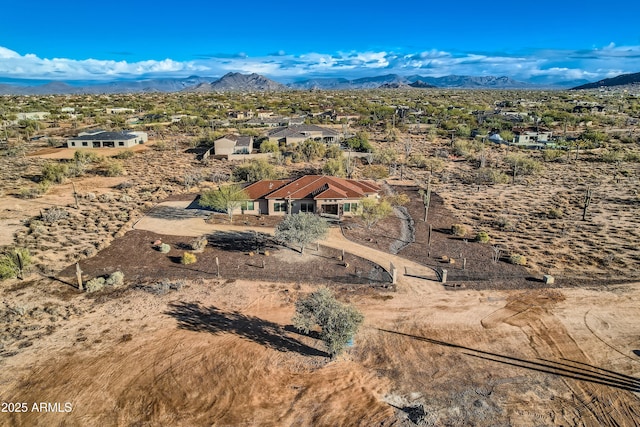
[
  {"xmin": 214, "ymin": 134, "xmax": 254, "ymax": 156},
  {"xmin": 267, "ymin": 124, "xmax": 340, "ymax": 146},
  {"xmin": 67, "ymin": 130, "xmax": 147, "ymax": 149},
  {"xmin": 238, "ymin": 175, "xmax": 380, "ymax": 217}
]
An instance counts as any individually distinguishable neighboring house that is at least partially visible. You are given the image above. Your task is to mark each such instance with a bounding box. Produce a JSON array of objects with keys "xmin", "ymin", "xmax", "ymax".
[
  {"xmin": 14, "ymin": 112, "xmax": 50, "ymax": 123},
  {"xmin": 239, "ymin": 175, "xmax": 381, "ymax": 217},
  {"xmin": 512, "ymin": 128, "xmax": 552, "ymax": 144},
  {"xmin": 267, "ymin": 124, "xmax": 340, "ymax": 145},
  {"xmin": 214, "ymin": 134, "xmax": 254, "ymax": 156},
  {"xmin": 245, "ymin": 116, "xmax": 289, "ymax": 127},
  {"xmin": 67, "ymin": 130, "xmax": 148, "ymax": 149}
]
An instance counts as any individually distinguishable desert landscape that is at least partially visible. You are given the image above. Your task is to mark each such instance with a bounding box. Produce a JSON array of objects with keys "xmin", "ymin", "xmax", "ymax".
[{"xmin": 1, "ymin": 87, "xmax": 639, "ymax": 426}]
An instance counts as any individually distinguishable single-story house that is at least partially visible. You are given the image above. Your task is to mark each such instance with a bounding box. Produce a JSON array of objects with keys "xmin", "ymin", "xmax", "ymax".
[
  {"xmin": 238, "ymin": 175, "xmax": 381, "ymax": 217},
  {"xmin": 214, "ymin": 134, "xmax": 254, "ymax": 156},
  {"xmin": 267, "ymin": 124, "xmax": 340, "ymax": 146},
  {"xmin": 512, "ymin": 129, "xmax": 552, "ymax": 144},
  {"xmin": 66, "ymin": 130, "xmax": 148, "ymax": 149}
]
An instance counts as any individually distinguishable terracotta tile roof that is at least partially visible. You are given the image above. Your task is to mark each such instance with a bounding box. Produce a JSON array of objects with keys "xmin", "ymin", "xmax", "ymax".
[
  {"xmin": 314, "ymin": 185, "xmax": 349, "ymax": 199},
  {"xmin": 262, "ymin": 175, "xmax": 379, "ymax": 200},
  {"xmin": 242, "ymin": 179, "xmax": 291, "ymax": 200}
]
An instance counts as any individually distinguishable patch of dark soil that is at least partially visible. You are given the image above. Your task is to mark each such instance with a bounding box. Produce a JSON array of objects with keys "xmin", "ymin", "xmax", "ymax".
[{"xmin": 58, "ymin": 229, "xmax": 392, "ymax": 288}]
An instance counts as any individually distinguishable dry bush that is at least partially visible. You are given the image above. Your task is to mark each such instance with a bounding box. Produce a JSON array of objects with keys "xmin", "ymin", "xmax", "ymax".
[
  {"xmin": 190, "ymin": 236, "xmax": 208, "ymax": 252},
  {"xmin": 451, "ymin": 224, "xmax": 468, "ymax": 237},
  {"xmin": 105, "ymin": 271, "xmax": 124, "ymax": 287},
  {"xmin": 158, "ymin": 243, "xmax": 171, "ymax": 253},
  {"xmin": 85, "ymin": 277, "xmax": 106, "ymax": 292},
  {"xmin": 41, "ymin": 207, "xmax": 69, "ymax": 224},
  {"xmin": 509, "ymin": 254, "xmax": 527, "ymax": 265}
]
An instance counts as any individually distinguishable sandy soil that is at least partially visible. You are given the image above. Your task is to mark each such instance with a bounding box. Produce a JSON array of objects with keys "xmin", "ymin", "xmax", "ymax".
[{"xmin": 1, "ymin": 273, "xmax": 638, "ymax": 426}]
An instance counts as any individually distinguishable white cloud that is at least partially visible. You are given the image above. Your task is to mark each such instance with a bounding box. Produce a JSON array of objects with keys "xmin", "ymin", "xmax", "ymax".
[{"xmin": 1, "ymin": 44, "xmax": 640, "ymax": 83}]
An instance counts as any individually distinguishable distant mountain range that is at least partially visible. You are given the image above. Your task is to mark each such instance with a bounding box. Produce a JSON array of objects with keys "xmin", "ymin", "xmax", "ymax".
[
  {"xmin": 0, "ymin": 71, "xmax": 635, "ymax": 95},
  {"xmin": 571, "ymin": 72, "xmax": 640, "ymax": 90}
]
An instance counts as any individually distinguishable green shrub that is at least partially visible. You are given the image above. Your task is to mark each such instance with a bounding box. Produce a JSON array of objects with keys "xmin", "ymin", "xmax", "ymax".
[
  {"xmin": 509, "ymin": 254, "xmax": 527, "ymax": 265},
  {"xmin": 86, "ymin": 277, "xmax": 106, "ymax": 292},
  {"xmin": 158, "ymin": 243, "xmax": 171, "ymax": 253},
  {"xmin": 451, "ymin": 224, "xmax": 468, "ymax": 237},
  {"xmin": 623, "ymin": 151, "xmax": 640, "ymax": 162},
  {"xmin": 360, "ymin": 165, "xmax": 389, "ymax": 179},
  {"xmin": 105, "ymin": 271, "xmax": 124, "ymax": 287},
  {"xmin": 181, "ymin": 252, "xmax": 197, "ymax": 265},
  {"xmin": 41, "ymin": 162, "xmax": 69, "ymax": 184},
  {"xmin": 475, "ymin": 231, "xmax": 490, "ymax": 243}
]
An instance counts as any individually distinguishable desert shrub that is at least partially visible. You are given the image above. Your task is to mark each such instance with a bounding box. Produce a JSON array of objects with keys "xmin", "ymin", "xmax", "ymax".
[
  {"xmin": 600, "ymin": 150, "xmax": 623, "ymax": 163},
  {"xmin": 41, "ymin": 162, "xmax": 69, "ymax": 184},
  {"xmin": 158, "ymin": 243, "xmax": 171, "ymax": 253},
  {"xmin": 145, "ymin": 280, "xmax": 184, "ymax": 295},
  {"xmin": 181, "ymin": 252, "xmax": 197, "ymax": 265},
  {"xmin": 475, "ymin": 168, "xmax": 510, "ymax": 184},
  {"xmin": 360, "ymin": 165, "xmax": 389, "ymax": 179},
  {"xmin": 114, "ymin": 150, "xmax": 135, "ymax": 159},
  {"xmin": 543, "ymin": 149, "xmax": 564, "ymax": 162},
  {"xmin": 547, "ymin": 207, "xmax": 564, "ymax": 219},
  {"xmin": 504, "ymin": 154, "xmax": 543, "ymax": 175},
  {"xmin": 475, "ymin": 231, "xmax": 490, "ymax": 243},
  {"xmin": 509, "ymin": 254, "xmax": 527, "ymax": 265},
  {"xmin": 451, "ymin": 224, "xmax": 468, "ymax": 237},
  {"xmin": 98, "ymin": 193, "xmax": 113, "ymax": 202},
  {"xmin": 85, "ymin": 192, "xmax": 96, "ymax": 201},
  {"xmin": 232, "ymin": 159, "xmax": 281, "ymax": 182},
  {"xmin": 190, "ymin": 236, "xmax": 208, "ymax": 252},
  {"xmin": 41, "ymin": 207, "xmax": 69, "ymax": 223},
  {"xmin": 183, "ymin": 172, "xmax": 203, "ymax": 189},
  {"xmin": 104, "ymin": 160, "xmax": 124, "ymax": 177},
  {"xmin": 0, "ymin": 248, "xmax": 32, "ymax": 280},
  {"xmin": 105, "ymin": 271, "xmax": 124, "ymax": 287},
  {"xmin": 386, "ymin": 193, "xmax": 410, "ymax": 207},
  {"xmin": 623, "ymin": 151, "xmax": 640, "ymax": 162},
  {"xmin": 85, "ymin": 277, "xmax": 106, "ymax": 292},
  {"xmin": 28, "ymin": 220, "xmax": 46, "ymax": 234},
  {"xmin": 18, "ymin": 180, "xmax": 51, "ymax": 199},
  {"xmin": 322, "ymin": 158, "xmax": 346, "ymax": 177}
]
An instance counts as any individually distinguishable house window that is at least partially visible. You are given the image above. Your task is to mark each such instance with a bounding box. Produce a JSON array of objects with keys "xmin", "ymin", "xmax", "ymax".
[
  {"xmin": 343, "ymin": 203, "xmax": 358, "ymax": 212},
  {"xmin": 82, "ymin": 141, "xmax": 88, "ymax": 146},
  {"xmin": 300, "ymin": 202, "xmax": 314, "ymax": 213},
  {"xmin": 241, "ymin": 201, "xmax": 255, "ymax": 211},
  {"xmin": 118, "ymin": 141, "xmax": 125, "ymax": 146},
  {"xmin": 273, "ymin": 202, "xmax": 286, "ymax": 212},
  {"xmin": 71, "ymin": 142, "xmax": 76, "ymax": 146}
]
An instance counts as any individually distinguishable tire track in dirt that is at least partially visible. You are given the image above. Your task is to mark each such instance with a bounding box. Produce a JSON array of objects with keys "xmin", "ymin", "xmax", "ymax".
[{"xmin": 500, "ymin": 296, "xmax": 640, "ymax": 427}]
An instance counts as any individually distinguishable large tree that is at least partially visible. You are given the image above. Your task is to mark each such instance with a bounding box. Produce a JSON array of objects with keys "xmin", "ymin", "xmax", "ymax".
[
  {"xmin": 292, "ymin": 288, "xmax": 364, "ymax": 357},
  {"xmin": 199, "ymin": 184, "xmax": 249, "ymax": 223},
  {"xmin": 274, "ymin": 213, "xmax": 328, "ymax": 255}
]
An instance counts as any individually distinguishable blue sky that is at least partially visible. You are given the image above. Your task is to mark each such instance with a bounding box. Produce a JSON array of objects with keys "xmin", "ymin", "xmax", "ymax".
[{"xmin": 1, "ymin": 0, "xmax": 640, "ymax": 83}]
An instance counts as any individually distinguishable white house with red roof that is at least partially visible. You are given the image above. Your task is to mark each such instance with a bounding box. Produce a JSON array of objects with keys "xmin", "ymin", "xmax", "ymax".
[{"xmin": 238, "ymin": 175, "xmax": 381, "ymax": 217}]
